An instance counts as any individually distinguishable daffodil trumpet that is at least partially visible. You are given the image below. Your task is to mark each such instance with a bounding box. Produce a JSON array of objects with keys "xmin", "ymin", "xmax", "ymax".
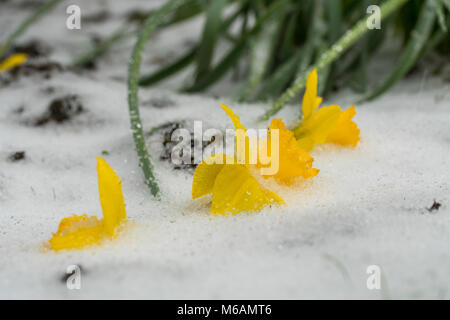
[
  {"xmin": 0, "ymin": 53, "xmax": 27, "ymax": 72},
  {"xmin": 293, "ymin": 69, "xmax": 360, "ymax": 151},
  {"xmin": 47, "ymin": 158, "xmax": 127, "ymax": 251},
  {"xmin": 192, "ymin": 104, "xmax": 318, "ymax": 216}
]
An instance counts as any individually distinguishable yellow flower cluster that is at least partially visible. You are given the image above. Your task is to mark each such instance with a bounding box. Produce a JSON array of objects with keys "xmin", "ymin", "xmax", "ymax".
[
  {"xmin": 294, "ymin": 69, "xmax": 360, "ymax": 151},
  {"xmin": 193, "ymin": 69, "xmax": 360, "ymax": 215},
  {"xmin": 45, "ymin": 69, "xmax": 359, "ymax": 252}
]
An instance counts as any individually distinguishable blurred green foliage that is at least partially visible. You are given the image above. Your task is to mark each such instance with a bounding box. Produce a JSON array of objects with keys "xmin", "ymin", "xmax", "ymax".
[{"xmin": 136, "ymin": 0, "xmax": 449, "ymax": 116}]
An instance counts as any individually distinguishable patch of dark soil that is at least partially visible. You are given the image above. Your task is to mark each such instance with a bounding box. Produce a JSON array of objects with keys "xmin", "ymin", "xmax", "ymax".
[
  {"xmin": 157, "ymin": 122, "xmax": 218, "ymax": 170},
  {"xmin": 11, "ymin": 40, "xmax": 51, "ymax": 58},
  {"xmin": 34, "ymin": 95, "xmax": 84, "ymax": 126},
  {"xmin": 0, "ymin": 61, "xmax": 63, "ymax": 85},
  {"xmin": 8, "ymin": 151, "xmax": 25, "ymax": 162},
  {"xmin": 427, "ymin": 200, "xmax": 442, "ymax": 213},
  {"xmin": 77, "ymin": 59, "xmax": 97, "ymax": 71}
]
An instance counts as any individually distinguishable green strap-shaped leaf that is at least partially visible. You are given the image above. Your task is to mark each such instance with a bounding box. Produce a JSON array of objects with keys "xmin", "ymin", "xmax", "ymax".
[
  {"xmin": 139, "ymin": 46, "xmax": 197, "ymax": 87},
  {"xmin": 0, "ymin": 0, "xmax": 63, "ymax": 60},
  {"xmin": 360, "ymin": 0, "xmax": 436, "ymax": 103},
  {"xmin": 139, "ymin": 5, "xmax": 242, "ymax": 88},
  {"xmin": 255, "ymin": 51, "xmax": 303, "ymax": 100},
  {"xmin": 432, "ymin": 0, "xmax": 448, "ymax": 31},
  {"xmin": 193, "ymin": 0, "xmax": 228, "ymax": 82},
  {"xmin": 234, "ymin": 18, "xmax": 278, "ymax": 102},
  {"xmin": 183, "ymin": 0, "xmax": 284, "ymax": 93},
  {"xmin": 259, "ymin": 0, "xmax": 410, "ymax": 121}
]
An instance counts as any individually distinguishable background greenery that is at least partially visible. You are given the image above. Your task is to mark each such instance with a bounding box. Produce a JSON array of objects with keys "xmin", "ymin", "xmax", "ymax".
[
  {"xmin": 1, "ymin": 0, "xmax": 449, "ymax": 196},
  {"xmin": 135, "ymin": 0, "xmax": 450, "ymax": 116}
]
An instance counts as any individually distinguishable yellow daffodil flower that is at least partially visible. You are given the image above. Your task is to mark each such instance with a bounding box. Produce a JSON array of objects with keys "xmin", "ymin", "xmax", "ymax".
[
  {"xmin": 293, "ymin": 69, "xmax": 360, "ymax": 151},
  {"xmin": 192, "ymin": 104, "xmax": 318, "ymax": 215},
  {"xmin": 0, "ymin": 53, "xmax": 28, "ymax": 72},
  {"xmin": 258, "ymin": 119, "xmax": 319, "ymax": 185},
  {"xmin": 48, "ymin": 158, "xmax": 127, "ymax": 251},
  {"xmin": 222, "ymin": 104, "xmax": 318, "ymax": 185},
  {"xmin": 193, "ymin": 156, "xmax": 284, "ymax": 215}
]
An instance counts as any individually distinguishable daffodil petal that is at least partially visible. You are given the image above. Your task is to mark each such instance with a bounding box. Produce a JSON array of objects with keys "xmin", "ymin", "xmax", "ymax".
[
  {"xmin": 261, "ymin": 119, "xmax": 319, "ymax": 185},
  {"xmin": 294, "ymin": 105, "xmax": 341, "ymax": 148},
  {"xmin": 0, "ymin": 53, "xmax": 27, "ymax": 72},
  {"xmin": 97, "ymin": 157, "xmax": 127, "ymax": 236},
  {"xmin": 325, "ymin": 106, "xmax": 360, "ymax": 147},
  {"xmin": 263, "ymin": 188, "xmax": 285, "ymax": 205},
  {"xmin": 220, "ymin": 104, "xmax": 247, "ymax": 131},
  {"xmin": 211, "ymin": 165, "xmax": 283, "ymax": 215},
  {"xmin": 192, "ymin": 154, "xmax": 233, "ymax": 199},
  {"xmin": 221, "ymin": 104, "xmax": 251, "ymax": 163},
  {"xmin": 49, "ymin": 214, "xmax": 105, "ymax": 252},
  {"xmin": 302, "ymin": 69, "xmax": 323, "ymax": 119},
  {"xmin": 47, "ymin": 159, "xmax": 127, "ymax": 252},
  {"xmin": 296, "ymin": 137, "xmax": 315, "ymax": 152}
]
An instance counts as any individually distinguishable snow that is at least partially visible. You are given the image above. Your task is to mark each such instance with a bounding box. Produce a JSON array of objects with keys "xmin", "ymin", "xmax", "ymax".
[{"xmin": 1, "ymin": 0, "xmax": 450, "ymax": 299}]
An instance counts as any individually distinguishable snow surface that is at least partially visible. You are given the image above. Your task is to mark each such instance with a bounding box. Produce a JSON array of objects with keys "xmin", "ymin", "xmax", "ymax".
[{"xmin": 1, "ymin": 0, "xmax": 450, "ymax": 299}]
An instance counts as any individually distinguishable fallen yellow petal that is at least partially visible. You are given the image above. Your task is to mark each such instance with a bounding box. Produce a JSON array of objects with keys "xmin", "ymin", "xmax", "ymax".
[
  {"xmin": 211, "ymin": 165, "xmax": 283, "ymax": 215},
  {"xmin": 49, "ymin": 215, "xmax": 105, "ymax": 252},
  {"xmin": 48, "ymin": 158, "xmax": 127, "ymax": 251},
  {"xmin": 0, "ymin": 53, "xmax": 27, "ymax": 72},
  {"xmin": 97, "ymin": 157, "xmax": 127, "ymax": 236}
]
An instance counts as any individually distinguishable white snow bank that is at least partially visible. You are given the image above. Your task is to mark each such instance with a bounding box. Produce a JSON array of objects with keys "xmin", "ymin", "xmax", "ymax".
[{"xmin": 1, "ymin": 0, "xmax": 450, "ymax": 299}]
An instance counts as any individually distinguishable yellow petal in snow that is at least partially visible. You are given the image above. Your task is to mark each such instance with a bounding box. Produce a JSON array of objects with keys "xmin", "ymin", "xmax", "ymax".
[
  {"xmin": 302, "ymin": 69, "xmax": 323, "ymax": 119},
  {"xmin": 211, "ymin": 165, "xmax": 284, "ymax": 216},
  {"xmin": 0, "ymin": 53, "xmax": 27, "ymax": 72},
  {"xmin": 97, "ymin": 157, "xmax": 127, "ymax": 236},
  {"xmin": 48, "ymin": 158, "xmax": 127, "ymax": 251},
  {"xmin": 48, "ymin": 215, "xmax": 105, "ymax": 252}
]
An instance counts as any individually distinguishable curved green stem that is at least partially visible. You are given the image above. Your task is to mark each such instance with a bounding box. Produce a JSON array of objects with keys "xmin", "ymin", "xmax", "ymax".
[
  {"xmin": 128, "ymin": 0, "xmax": 186, "ymax": 198},
  {"xmin": 259, "ymin": 0, "xmax": 410, "ymax": 121},
  {"xmin": 0, "ymin": 0, "xmax": 63, "ymax": 60}
]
